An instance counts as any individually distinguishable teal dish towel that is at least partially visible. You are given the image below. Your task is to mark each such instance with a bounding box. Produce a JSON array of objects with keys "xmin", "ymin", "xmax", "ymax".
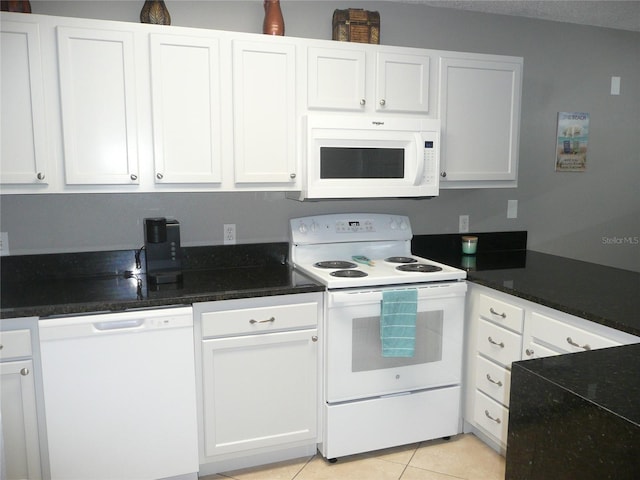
[{"xmin": 380, "ymin": 289, "xmax": 417, "ymax": 357}]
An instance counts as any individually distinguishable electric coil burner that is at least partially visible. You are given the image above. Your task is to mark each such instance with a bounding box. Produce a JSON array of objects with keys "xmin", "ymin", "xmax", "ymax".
[{"xmin": 289, "ymin": 213, "xmax": 467, "ymax": 461}]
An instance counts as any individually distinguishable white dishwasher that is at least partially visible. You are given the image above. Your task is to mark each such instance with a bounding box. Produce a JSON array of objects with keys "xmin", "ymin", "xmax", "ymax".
[{"xmin": 39, "ymin": 306, "xmax": 199, "ymax": 480}]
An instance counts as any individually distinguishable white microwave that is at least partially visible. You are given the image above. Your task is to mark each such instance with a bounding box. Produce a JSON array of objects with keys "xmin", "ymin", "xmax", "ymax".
[{"xmin": 287, "ymin": 115, "xmax": 440, "ymax": 201}]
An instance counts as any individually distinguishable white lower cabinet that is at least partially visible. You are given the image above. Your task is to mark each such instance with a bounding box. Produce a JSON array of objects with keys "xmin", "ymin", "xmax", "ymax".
[
  {"xmin": 0, "ymin": 319, "xmax": 47, "ymax": 480},
  {"xmin": 464, "ymin": 283, "xmax": 639, "ymax": 453},
  {"xmin": 195, "ymin": 293, "xmax": 322, "ymax": 475}
]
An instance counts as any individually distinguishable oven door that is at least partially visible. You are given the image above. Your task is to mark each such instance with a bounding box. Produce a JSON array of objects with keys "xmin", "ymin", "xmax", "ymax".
[{"xmin": 325, "ymin": 282, "xmax": 466, "ymax": 403}]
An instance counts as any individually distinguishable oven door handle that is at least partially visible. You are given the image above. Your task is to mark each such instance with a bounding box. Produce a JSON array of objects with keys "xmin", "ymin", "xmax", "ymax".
[{"xmin": 327, "ymin": 283, "xmax": 466, "ymax": 307}]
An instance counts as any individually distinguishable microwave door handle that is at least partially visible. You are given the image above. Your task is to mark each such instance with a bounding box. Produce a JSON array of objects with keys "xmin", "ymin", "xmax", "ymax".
[{"xmin": 413, "ymin": 133, "xmax": 425, "ymax": 185}]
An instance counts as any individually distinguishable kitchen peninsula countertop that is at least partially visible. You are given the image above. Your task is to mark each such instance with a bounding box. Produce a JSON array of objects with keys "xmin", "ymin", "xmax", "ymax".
[
  {"xmin": 0, "ymin": 243, "xmax": 324, "ymax": 319},
  {"xmin": 506, "ymin": 343, "xmax": 640, "ymax": 479},
  {"xmin": 412, "ymin": 232, "xmax": 640, "ymax": 337}
]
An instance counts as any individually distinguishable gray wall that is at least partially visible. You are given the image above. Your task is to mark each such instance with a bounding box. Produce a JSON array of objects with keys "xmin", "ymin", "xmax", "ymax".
[{"xmin": 1, "ymin": 1, "xmax": 639, "ymax": 271}]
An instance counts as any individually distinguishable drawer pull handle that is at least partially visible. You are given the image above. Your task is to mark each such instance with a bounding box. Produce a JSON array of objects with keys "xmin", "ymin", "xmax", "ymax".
[
  {"xmin": 249, "ymin": 316, "xmax": 275, "ymax": 325},
  {"xmin": 489, "ymin": 307, "xmax": 506, "ymax": 318},
  {"xmin": 484, "ymin": 409, "xmax": 501, "ymax": 424},
  {"xmin": 486, "ymin": 374, "xmax": 503, "ymax": 387},
  {"xmin": 525, "ymin": 348, "xmax": 535, "ymax": 356},
  {"xmin": 487, "ymin": 336, "xmax": 505, "ymax": 348},
  {"xmin": 566, "ymin": 337, "xmax": 591, "ymax": 351}
]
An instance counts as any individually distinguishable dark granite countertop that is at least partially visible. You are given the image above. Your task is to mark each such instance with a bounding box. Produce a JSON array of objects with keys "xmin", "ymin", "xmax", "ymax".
[
  {"xmin": 412, "ymin": 232, "xmax": 640, "ymax": 337},
  {"xmin": 513, "ymin": 343, "xmax": 640, "ymax": 427},
  {"xmin": 0, "ymin": 243, "xmax": 324, "ymax": 319}
]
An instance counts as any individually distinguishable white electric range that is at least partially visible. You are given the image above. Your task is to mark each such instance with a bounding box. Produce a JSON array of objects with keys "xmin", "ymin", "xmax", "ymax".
[{"xmin": 289, "ymin": 213, "xmax": 467, "ymax": 460}]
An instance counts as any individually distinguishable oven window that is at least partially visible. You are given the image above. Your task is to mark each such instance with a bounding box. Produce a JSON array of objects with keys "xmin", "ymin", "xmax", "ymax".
[
  {"xmin": 351, "ymin": 311, "xmax": 443, "ymax": 372},
  {"xmin": 320, "ymin": 147, "xmax": 405, "ymax": 179}
]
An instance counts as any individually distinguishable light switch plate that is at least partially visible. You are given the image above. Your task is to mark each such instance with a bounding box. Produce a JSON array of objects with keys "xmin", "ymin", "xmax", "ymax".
[
  {"xmin": 459, "ymin": 215, "xmax": 469, "ymax": 233},
  {"xmin": 0, "ymin": 232, "xmax": 9, "ymax": 256},
  {"xmin": 507, "ymin": 200, "xmax": 518, "ymax": 219}
]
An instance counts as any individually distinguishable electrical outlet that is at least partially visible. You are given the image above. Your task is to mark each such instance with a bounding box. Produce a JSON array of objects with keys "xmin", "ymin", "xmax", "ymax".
[
  {"xmin": 459, "ymin": 215, "xmax": 469, "ymax": 233},
  {"xmin": 507, "ymin": 200, "xmax": 518, "ymax": 219},
  {"xmin": 223, "ymin": 224, "xmax": 236, "ymax": 245},
  {"xmin": 0, "ymin": 232, "xmax": 9, "ymax": 256}
]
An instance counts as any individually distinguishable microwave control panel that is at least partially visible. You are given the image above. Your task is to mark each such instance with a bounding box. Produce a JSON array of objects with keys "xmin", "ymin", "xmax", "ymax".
[{"xmin": 423, "ymin": 140, "xmax": 437, "ymax": 184}]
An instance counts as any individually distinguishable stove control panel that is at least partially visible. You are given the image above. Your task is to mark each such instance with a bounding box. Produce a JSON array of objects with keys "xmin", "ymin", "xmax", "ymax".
[{"xmin": 291, "ymin": 213, "xmax": 412, "ymax": 244}]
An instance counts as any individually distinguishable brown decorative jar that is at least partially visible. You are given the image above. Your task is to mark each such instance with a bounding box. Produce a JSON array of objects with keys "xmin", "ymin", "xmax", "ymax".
[
  {"xmin": 263, "ymin": 0, "xmax": 285, "ymax": 36},
  {"xmin": 0, "ymin": 1, "xmax": 32, "ymax": 13},
  {"xmin": 140, "ymin": 0, "xmax": 171, "ymax": 25}
]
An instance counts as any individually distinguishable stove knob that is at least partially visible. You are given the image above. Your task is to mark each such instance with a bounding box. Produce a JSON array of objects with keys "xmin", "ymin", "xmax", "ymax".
[
  {"xmin": 310, "ymin": 221, "xmax": 319, "ymax": 232},
  {"xmin": 389, "ymin": 218, "xmax": 398, "ymax": 230},
  {"xmin": 298, "ymin": 222, "xmax": 308, "ymax": 234},
  {"xmin": 399, "ymin": 219, "xmax": 408, "ymax": 230}
]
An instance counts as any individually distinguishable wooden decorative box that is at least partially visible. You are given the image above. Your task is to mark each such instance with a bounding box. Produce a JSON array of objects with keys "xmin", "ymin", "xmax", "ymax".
[{"xmin": 332, "ymin": 9, "xmax": 380, "ymax": 44}]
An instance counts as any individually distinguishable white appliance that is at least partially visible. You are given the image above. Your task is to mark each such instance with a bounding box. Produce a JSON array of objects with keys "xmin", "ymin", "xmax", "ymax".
[
  {"xmin": 39, "ymin": 307, "xmax": 199, "ymax": 480},
  {"xmin": 286, "ymin": 115, "xmax": 440, "ymax": 201},
  {"xmin": 290, "ymin": 213, "xmax": 466, "ymax": 460}
]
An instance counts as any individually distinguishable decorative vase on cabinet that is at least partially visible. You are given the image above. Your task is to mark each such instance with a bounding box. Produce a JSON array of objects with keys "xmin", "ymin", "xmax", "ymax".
[
  {"xmin": 263, "ymin": 0, "xmax": 284, "ymax": 35},
  {"xmin": 140, "ymin": 0, "xmax": 171, "ymax": 25}
]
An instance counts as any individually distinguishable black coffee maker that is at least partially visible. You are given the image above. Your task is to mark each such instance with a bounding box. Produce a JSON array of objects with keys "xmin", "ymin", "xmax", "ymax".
[{"xmin": 144, "ymin": 217, "xmax": 183, "ymax": 284}]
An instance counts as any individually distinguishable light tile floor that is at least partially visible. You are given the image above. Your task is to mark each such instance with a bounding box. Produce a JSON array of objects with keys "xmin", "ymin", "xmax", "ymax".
[{"xmin": 201, "ymin": 434, "xmax": 505, "ymax": 480}]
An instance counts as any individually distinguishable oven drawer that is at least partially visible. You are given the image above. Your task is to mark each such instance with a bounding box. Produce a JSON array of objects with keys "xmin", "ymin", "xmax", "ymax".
[
  {"xmin": 202, "ymin": 302, "xmax": 318, "ymax": 338},
  {"xmin": 529, "ymin": 312, "xmax": 620, "ymax": 353},
  {"xmin": 477, "ymin": 319, "xmax": 522, "ymax": 368},
  {"xmin": 475, "ymin": 355, "xmax": 511, "ymax": 406},
  {"xmin": 474, "ymin": 390, "xmax": 508, "ymax": 444},
  {"xmin": 478, "ymin": 294, "xmax": 524, "ymax": 333}
]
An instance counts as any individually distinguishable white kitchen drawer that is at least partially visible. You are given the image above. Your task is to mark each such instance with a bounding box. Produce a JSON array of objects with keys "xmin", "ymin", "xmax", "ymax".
[
  {"xmin": 474, "ymin": 390, "xmax": 508, "ymax": 445},
  {"xmin": 478, "ymin": 293, "xmax": 524, "ymax": 333},
  {"xmin": 475, "ymin": 355, "xmax": 511, "ymax": 406},
  {"xmin": 522, "ymin": 340, "xmax": 561, "ymax": 360},
  {"xmin": 530, "ymin": 312, "xmax": 620, "ymax": 353},
  {"xmin": 202, "ymin": 302, "xmax": 318, "ymax": 338},
  {"xmin": 477, "ymin": 319, "xmax": 522, "ymax": 368},
  {"xmin": 0, "ymin": 329, "xmax": 32, "ymax": 360}
]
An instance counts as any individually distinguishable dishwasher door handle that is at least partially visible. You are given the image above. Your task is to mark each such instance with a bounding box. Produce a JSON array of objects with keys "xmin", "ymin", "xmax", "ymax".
[{"xmin": 93, "ymin": 319, "xmax": 145, "ymax": 331}]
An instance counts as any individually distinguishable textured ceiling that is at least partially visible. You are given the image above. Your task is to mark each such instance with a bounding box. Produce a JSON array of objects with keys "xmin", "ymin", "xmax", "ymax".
[{"xmin": 414, "ymin": 0, "xmax": 640, "ymax": 32}]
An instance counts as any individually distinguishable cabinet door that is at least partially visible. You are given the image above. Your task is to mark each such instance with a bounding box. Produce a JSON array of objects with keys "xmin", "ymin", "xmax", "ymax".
[
  {"xmin": 1, "ymin": 359, "xmax": 42, "ymax": 480},
  {"xmin": 232, "ymin": 40, "xmax": 297, "ymax": 185},
  {"xmin": 438, "ymin": 56, "xmax": 522, "ymax": 185},
  {"xmin": 376, "ymin": 52, "xmax": 429, "ymax": 113},
  {"xmin": 307, "ymin": 46, "xmax": 366, "ymax": 111},
  {"xmin": 0, "ymin": 21, "xmax": 48, "ymax": 186},
  {"xmin": 149, "ymin": 34, "xmax": 222, "ymax": 184},
  {"xmin": 201, "ymin": 329, "xmax": 317, "ymax": 457},
  {"xmin": 57, "ymin": 26, "xmax": 139, "ymax": 185}
]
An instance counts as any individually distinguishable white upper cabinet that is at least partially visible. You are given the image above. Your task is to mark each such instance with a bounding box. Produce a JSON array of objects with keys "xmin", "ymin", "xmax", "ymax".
[
  {"xmin": 307, "ymin": 47, "xmax": 366, "ymax": 111},
  {"xmin": 438, "ymin": 54, "xmax": 522, "ymax": 188},
  {"xmin": 0, "ymin": 20, "xmax": 48, "ymax": 187},
  {"xmin": 307, "ymin": 45, "xmax": 430, "ymax": 115},
  {"xmin": 232, "ymin": 39, "xmax": 298, "ymax": 186},
  {"xmin": 57, "ymin": 26, "xmax": 139, "ymax": 185},
  {"xmin": 375, "ymin": 51, "xmax": 429, "ymax": 114},
  {"xmin": 149, "ymin": 34, "xmax": 223, "ymax": 184}
]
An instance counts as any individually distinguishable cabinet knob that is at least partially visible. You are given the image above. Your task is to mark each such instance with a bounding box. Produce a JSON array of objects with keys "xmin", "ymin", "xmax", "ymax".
[
  {"xmin": 360, "ymin": 98, "xmax": 366, "ymax": 106},
  {"xmin": 130, "ymin": 174, "xmax": 138, "ymax": 181},
  {"xmin": 36, "ymin": 172, "xmax": 45, "ymax": 181},
  {"xmin": 311, "ymin": 335, "xmax": 318, "ymax": 342},
  {"xmin": 525, "ymin": 348, "xmax": 534, "ymax": 356},
  {"xmin": 440, "ymin": 171, "xmax": 447, "ymax": 178},
  {"xmin": 20, "ymin": 367, "xmax": 30, "ymax": 376},
  {"xmin": 156, "ymin": 173, "xmax": 164, "ymax": 180},
  {"xmin": 290, "ymin": 173, "xmax": 296, "ymax": 179},
  {"xmin": 379, "ymin": 99, "xmax": 386, "ymax": 106}
]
